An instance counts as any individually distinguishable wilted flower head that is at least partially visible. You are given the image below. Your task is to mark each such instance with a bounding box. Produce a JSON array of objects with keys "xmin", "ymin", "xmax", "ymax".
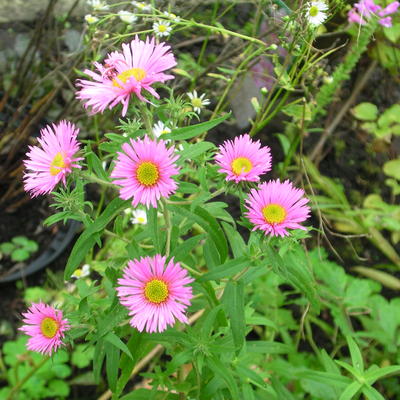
[
  {"xmin": 118, "ymin": 10, "xmax": 138, "ymax": 24},
  {"xmin": 111, "ymin": 136, "xmax": 180, "ymax": 208},
  {"xmin": 23, "ymin": 121, "xmax": 82, "ymax": 197},
  {"xmin": 245, "ymin": 179, "xmax": 311, "ymax": 237},
  {"xmin": 76, "ymin": 36, "xmax": 177, "ymax": 116},
  {"xmin": 215, "ymin": 134, "xmax": 272, "ymax": 183},
  {"xmin": 19, "ymin": 303, "xmax": 70, "ymax": 355},
  {"xmin": 116, "ymin": 255, "xmax": 193, "ymax": 333}
]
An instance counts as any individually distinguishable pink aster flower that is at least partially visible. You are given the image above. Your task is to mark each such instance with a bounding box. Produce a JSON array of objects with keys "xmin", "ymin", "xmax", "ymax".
[
  {"xmin": 23, "ymin": 120, "xmax": 82, "ymax": 197},
  {"xmin": 215, "ymin": 134, "xmax": 272, "ymax": 183},
  {"xmin": 19, "ymin": 303, "xmax": 70, "ymax": 355},
  {"xmin": 116, "ymin": 255, "xmax": 193, "ymax": 333},
  {"xmin": 244, "ymin": 179, "xmax": 311, "ymax": 237},
  {"xmin": 76, "ymin": 36, "xmax": 177, "ymax": 116},
  {"xmin": 111, "ymin": 136, "xmax": 180, "ymax": 208}
]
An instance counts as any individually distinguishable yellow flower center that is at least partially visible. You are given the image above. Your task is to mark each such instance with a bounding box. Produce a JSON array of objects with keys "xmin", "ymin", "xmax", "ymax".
[
  {"xmin": 73, "ymin": 268, "xmax": 82, "ymax": 277},
  {"xmin": 137, "ymin": 217, "xmax": 146, "ymax": 223},
  {"xmin": 309, "ymin": 6, "xmax": 319, "ymax": 16},
  {"xmin": 191, "ymin": 98, "xmax": 203, "ymax": 109},
  {"xmin": 262, "ymin": 204, "xmax": 287, "ymax": 224},
  {"xmin": 113, "ymin": 68, "xmax": 147, "ymax": 88},
  {"xmin": 40, "ymin": 317, "xmax": 59, "ymax": 338},
  {"xmin": 144, "ymin": 279, "xmax": 169, "ymax": 304},
  {"xmin": 136, "ymin": 161, "xmax": 159, "ymax": 186},
  {"xmin": 161, "ymin": 129, "xmax": 170, "ymax": 135},
  {"xmin": 158, "ymin": 24, "xmax": 167, "ymax": 32},
  {"xmin": 50, "ymin": 152, "xmax": 67, "ymax": 176},
  {"xmin": 231, "ymin": 157, "xmax": 253, "ymax": 175}
]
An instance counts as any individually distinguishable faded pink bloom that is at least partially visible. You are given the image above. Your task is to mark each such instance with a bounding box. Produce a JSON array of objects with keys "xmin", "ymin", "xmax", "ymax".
[
  {"xmin": 379, "ymin": 1, "xmax": 399, "ymax": 15},
  {"xmin": 23, "ymin": 121, "xmax": 82, "ymax": 197},
  {"xmin": 378, "ymin": 16, "xmax": 393, "ymax": 26},
  {"xmin": 245, "ymin": 179, "xmax": 311, "ymax": 237},
  {"xmin": 215, "ymin": 134, "xmax": 272, "ymax": 183},
  {"xmin": 348, "ymin": 0, "xmax": 399, "ymax": 27},
  {"xmin": 19, "ymin": 303, "xmax": 70, "ymax": 355},
  {"xmin": 111, "ymin": 136, "xmax": 180, "ymax": 208},
  {"xmin": 76, "ymin": 36, "xmax": 177, "ymax": 116},
  {"xmin": 116, "ymin": 255, "xmax": 193, "ymax": 333}
]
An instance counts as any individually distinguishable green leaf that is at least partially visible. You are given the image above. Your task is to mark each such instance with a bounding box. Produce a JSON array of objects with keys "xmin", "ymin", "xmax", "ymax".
[
  {"xmin": 86, "ymin": 150, "xmax": 110, "ymax": 181},
  {"xmin": 365, "ymin": 365, "xmax": 400, "ymax": 384},
  {"xmin": 222, "ymin": 281, "xmax": 245, "ymax": 351},
  {"xmin": 65, "ymin": 197, "xmax": 128, "ymax": 279},
  {"xmin": 11, "ymin": 236, "xmax": 29, "ymax": 246},
  {"xmin": 352, "ymin": 266, "xmax": 400, "ymax": 290},
  {"xmin": 178, "ymin": 141, "xmax": 215, "ymax": 163},
  {"xmin": 207, "ymin": 355, "xmax": 240, "ymax": 399},
  {"xmin": 246, "ymin": 341, "xmax": 291, "ymax": 355},
  {"xmin": 71, "ymin": 344, "xmax": 94, "ymax": 368},
  {"xmin": 162, "ymin": 113, "xmax": 231, "ymax": 141},
  {"xmin": 11, "ymin": 249, "xmax": 30, "ymax": 262},
  {"xmin": 352, "ymin": 102, "xmax": 378, "ymax": 121},
  {"xmin": 23, "ymin": 240, "xmax": 39, "ymax": 252},
  {"xmin": 106, "ymin": 344, "xmax": 120, "ymax": 393},
  {"xmin": 93, "ymin": 339, "xmax": 106, "ymax": 384},
  {"xmin": 266, "ymin": 245, "xmax": 320, "ymax": 311},
  {"xmin": 339, "ymin": 381, "xmax": 363, "ymax": 400},
  {"xmin": 168, "ymin": 205, "xmax": 228, "ymax": 264},
  {"xmin": 222, "ymin": 222, "xmax": 247, "ymax": 258},
  {"xmin": 346, "ymin": 335, "xmax": 364, "ymax": 372},
  {"xmin": 271, "ymin": 376, "xmax": 297, "ymax": 400},
  {"xmin": 47, "ymin": 380, "xmax": 70, "ymax": 397},
  {"xmin": 297, "ymin": 370, "xmax": 351, "ymax": 387},
  {"xmin": 362, "ymin": 385, "xmax": 386, "ymax": 400},
  {"xmin": 384, "ymin": 23, "xmax": 400, "ymax": 43},
  {"xmin": 105, "ymin": 332, "xmax": 133, "ymax": 360},
  {"xmin": 0, "ymin": 242, "xmax": 15, "ymax": 255},
  {"xmin": 170, "ymin": 234, "xmax": 206, "ymax": 263},
  {"xmin": 198, "ymin": 257, "xmax": 249, "ymax": 282},
  {"xmin": 383, "ymin": 159, "xmax": 400, "ymax": 180}
]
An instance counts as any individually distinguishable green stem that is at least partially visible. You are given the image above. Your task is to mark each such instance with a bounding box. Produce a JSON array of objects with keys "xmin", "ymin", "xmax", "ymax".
[
  {"xmin": 7, "ymin": 356, "xmax": 49, "ymax": 400},
  {"xmin": 162, "ymin": 199, "xmax": 172, "ymax": 257},
  {"xmin": 81, "ymin": 171, "xmax": 114, "ymax": 187},
  {"xmin": 139, "ymin": 102, "xmax": 154, "ymax": 138}
]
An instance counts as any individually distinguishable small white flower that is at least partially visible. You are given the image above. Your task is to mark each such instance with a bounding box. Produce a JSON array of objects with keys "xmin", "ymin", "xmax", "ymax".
[
  {"xmin": 132, "ymin": 1, "xmax": 152, "ymax": 12},
  {"xmin": 85, "ymin": 14, "xmax": 99, "ymax": 24},
  {"xmin": 163, "ymin": 11, "xmax": 181, "ymax": 22},
  {"xmin": 187, "ymin": 90, "xmax": 211, "ymax": 114},
  {"xmin": 131, "ymin": 209, "xmax": 147, "ymax": 225},
  {"xmin": 71, "ymin": 264, "xmax": 91, "ymax": 279},
  {"xmin": 306, "ymin": 1, "xmax": 328, "ymax": 26},
  {"xmin": 87, "ymin": 0, "xmax": 109, "ymax": 10},
  {"xmin": 153, "ymin": 21, "xmax": 172, "ymax": 37},
  {"xmin": 153, "ymin": 121, "xmax": 172, "ymax": 138},
  {"xmin": 118, "ymin": 10, "xmax": 138, "ymax": 24},
  {"xmin": 124, "ymin": 207, "xmax": 133, "ymax": 215}
]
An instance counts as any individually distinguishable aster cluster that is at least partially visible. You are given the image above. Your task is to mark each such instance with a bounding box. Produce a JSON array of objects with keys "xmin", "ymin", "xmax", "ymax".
[
  {"xmin": 20, "ymin": 34, "xmax": 311, "ymax": 356},
  {"xmin": 215, "ymin": 134, "xmax": 310, "ymax": 237},
  {"xmin": 348, "ymin": 0, "xmax": 399, "ymax": 27}
]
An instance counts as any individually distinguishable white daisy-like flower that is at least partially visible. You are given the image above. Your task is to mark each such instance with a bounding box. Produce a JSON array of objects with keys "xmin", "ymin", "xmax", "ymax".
[
  {"xmin": 131, "ymin": 209, "xmax": 148, "ymax": 225},
  {"xmin": 163, "ymin": 11, "xmax": 181, "ymax": 22},
  {"xmin": 153, "ymin": 21, "xmax": 172, "ymax": 37},
  {"xmin": 71, "ymin": 264, "xmax": 91, "ymax": 279},
  {"xmin": 153, "ymin": 121, "xmax": 172, "ymax": 138},
  {"xmin": 132, "ymin": 1, "xmax": 152, "ymax": 12},
  {"xmin": 87, "ymin": 0, "xmax": 109, "ymax": 10},
  {"xmin": 85, "ymin": 14, "xmax": 99, "ymax": 24},
  {"xmin": 187, "ymin": 90, "xmax": 211, "ymax": 114},
  {"xmin": 306, "ymin": 1, "xmax": 328, "ymax": 26},
  {"xmin": 118, "ymin": 10, "xmax": 138, "ymax": 24}
]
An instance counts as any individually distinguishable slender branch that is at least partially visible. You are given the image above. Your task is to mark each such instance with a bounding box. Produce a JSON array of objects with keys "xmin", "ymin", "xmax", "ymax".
[{"xmin": 7, "ymin": 356, "xmax": 49, "ymax": 400}]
